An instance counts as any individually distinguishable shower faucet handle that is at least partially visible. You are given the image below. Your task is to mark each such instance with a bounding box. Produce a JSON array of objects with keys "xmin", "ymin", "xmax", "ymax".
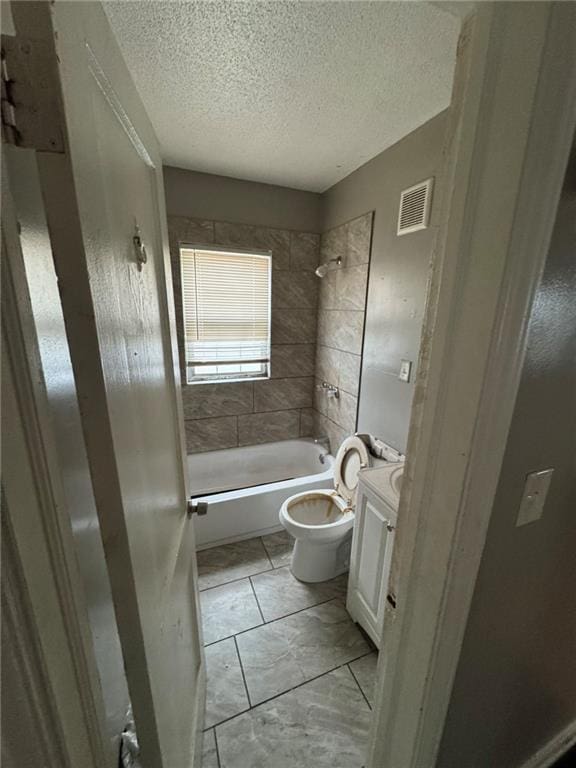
[{"xmin": 316, "ymin": 381, "xmax": 340, "ymax": 399}]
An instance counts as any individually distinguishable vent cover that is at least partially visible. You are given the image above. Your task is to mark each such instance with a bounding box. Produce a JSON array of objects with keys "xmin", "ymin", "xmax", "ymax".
[{"xmin": 397, "ymin": 177, "xmax": 434, "ymax": 236}]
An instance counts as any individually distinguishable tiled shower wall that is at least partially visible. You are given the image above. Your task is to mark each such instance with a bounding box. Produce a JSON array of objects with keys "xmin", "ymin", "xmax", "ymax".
[
  {"xmin": 313, "ymin": 213, "xmax": 373, "ymax": 453},
  {"xmin": 168, "ymin": 216, "xmax": 320, "ymax": 453}
]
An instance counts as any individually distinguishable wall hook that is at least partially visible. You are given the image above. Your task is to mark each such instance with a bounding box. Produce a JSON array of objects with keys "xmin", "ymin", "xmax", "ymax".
[{"xmin": 133, "ymin": 225, "xmax": 147, "ymax": 271}]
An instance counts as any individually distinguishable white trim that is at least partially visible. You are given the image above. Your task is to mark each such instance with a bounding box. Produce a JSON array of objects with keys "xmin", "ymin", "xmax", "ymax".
[
  {"xmin": 1, "ymin": 510, "xmax": 70, "ymax": 768},
  {"xmin": 2, "ymin": 154, "xmax": 111, "ymax": 767},
  {"xmin": 368, "ymin": 4, "xmax": 576, "ymax": 768},
  {"xmin": 520, "ymin": 722, "xmax": 576, "ymax": 768}
]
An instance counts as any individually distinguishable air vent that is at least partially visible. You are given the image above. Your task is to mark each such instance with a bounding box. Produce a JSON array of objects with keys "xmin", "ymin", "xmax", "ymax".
[{"xmin": 397, "ymin": 178, "xmax": 434, "ymax": 236}]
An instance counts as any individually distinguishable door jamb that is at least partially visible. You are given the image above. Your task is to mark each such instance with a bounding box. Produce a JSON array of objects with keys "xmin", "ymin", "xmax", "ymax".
[
  {"xmin": 1, "ymin": 155, "xmax": 111, "ymax": 768},
  {"xmin": 368, "ymin": 4, "xmax": 576, "ymax": 767}
]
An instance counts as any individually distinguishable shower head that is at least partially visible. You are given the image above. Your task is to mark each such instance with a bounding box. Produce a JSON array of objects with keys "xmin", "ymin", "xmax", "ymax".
[{"xmin": 315, "ymin": 256, "xmax": 342, "ymax": 278}]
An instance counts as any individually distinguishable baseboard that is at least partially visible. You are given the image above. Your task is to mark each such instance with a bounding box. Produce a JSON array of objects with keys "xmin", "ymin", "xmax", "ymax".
[{"xmin": 520, "ymin": 721, "xmax": 576, "ymax": 768}]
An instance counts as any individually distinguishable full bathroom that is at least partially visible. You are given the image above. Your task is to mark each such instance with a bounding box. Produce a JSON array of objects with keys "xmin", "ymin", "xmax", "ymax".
[
  {"xmin": 5, "ymin": 2, "xmax": 576, "ymax": 768},
  {"xmin": 156, "ymin": 25, "xmax": 454, "ymax": 764},
  {"xmin": 2, "ymin": 1, "xmax": 461, "ymax": 766}
]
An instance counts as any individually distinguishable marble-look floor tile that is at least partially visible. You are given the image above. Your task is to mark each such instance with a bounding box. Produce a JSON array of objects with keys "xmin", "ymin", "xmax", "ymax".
[
  {"xmin": 251, "ymin": 566, "xmax": 347, "ymax": 622},
  {"xmin": 236, "ymin": 599, "xmax": 370, "ymax": 704},
  {"xmin": 261, "ymin": 530, "xmax": 293, "ymax": 568},
  {"xmin": 197, "ymin": 538, "xmax": 272, "ymax": 590},
  {"xmin": 201, "ymin": 729, "xmax": 219, "ymax": 768},
  {"xmin": 216, "ymin": 666, "xmax": 371, "ymax": 768},
  {"xmin": 205, "ymin": 638, "xmax": 250, "ymax": 727},
  {"xmin": 201, "ymin": 579, "xmax": 263, "ymax": 645},
  {"xmin": 349, "ymin": 651, "xmax": 378, "ymax": 707}
]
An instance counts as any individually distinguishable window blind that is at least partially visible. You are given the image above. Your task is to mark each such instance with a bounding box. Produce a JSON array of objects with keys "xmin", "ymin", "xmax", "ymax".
[{"xmin": 180, "ymin": 248, "xmax": 271, "ymax": 383}]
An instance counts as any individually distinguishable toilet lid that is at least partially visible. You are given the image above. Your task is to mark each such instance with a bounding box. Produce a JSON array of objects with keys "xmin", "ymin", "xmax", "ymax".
[{"xmin": 333, "ymin": 436, "xmax": 371, "ymax": 504}]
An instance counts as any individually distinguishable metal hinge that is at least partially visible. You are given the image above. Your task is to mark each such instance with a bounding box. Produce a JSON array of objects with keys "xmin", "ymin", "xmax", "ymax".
[{"xmin": 1, "ymin": 34, "xmax": 64, "ymax": 151}]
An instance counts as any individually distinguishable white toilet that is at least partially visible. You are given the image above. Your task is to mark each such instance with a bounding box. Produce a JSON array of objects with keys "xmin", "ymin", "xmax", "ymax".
[{"xmin": 279, "ymin": 435, "xmax": 373, "ymax": 583}]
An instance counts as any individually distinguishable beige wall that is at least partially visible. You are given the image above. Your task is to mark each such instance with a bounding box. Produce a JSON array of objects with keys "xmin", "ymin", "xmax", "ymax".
[
  {"xmin": 167, "ymin": 216, "xmax": 320, "ymax": 453},
  {"xmin": 164, "ymin": 114, "xmax": 448, "ymax": 455},
  {"xmin": 322, "ymin": 112, "xmax": 448, "ymax": 453},
  {"xmin": 438, "ymin": 137, "xmax": 576, "ymax": 767},
  {"xmin": 313, "ymin": 213, "xmax": 373, "ymax": 453},
  {"xmin": 164, "ymin": 166, "xmax": 322, "ymax": 233}
]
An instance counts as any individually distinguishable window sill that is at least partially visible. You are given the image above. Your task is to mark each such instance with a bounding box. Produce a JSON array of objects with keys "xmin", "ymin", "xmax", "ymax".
[{"xmin": 185, "ymin": 374, "xmax": 271, "ymax": 386}]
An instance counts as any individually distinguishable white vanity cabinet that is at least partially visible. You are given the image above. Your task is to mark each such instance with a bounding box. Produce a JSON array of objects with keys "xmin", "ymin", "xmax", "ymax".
[{"xmin": 346, "ymin": 464, "xmax": 402, "ymax": 647}]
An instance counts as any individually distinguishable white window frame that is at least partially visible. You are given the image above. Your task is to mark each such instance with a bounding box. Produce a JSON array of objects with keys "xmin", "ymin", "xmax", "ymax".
[{"xmin": 179, "ymin": 244, "xmax": 272, "ymax": 386}]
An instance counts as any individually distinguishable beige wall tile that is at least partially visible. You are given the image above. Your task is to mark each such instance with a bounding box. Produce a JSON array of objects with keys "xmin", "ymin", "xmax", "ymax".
[
  {"xmin": 168, "ymin": 215, "xmax": 215, "ymax": 245},
  {"xmin": 214, "ymin": 221, "xmax": 255, "ymax": 247},
  {"xmin": 253, "ymin": 227, "xmax": 291, "ymax": 270},
  {"xmin": 315, "ymin": 382, "xmax": 357, "ymax": 433},
  {"xmin": 290, "ymin": 232, "xmax": 320, "ymax": 271},
  {"xmin": 313, "ymin": 412, "xmax": 348, "ymax": 455},
  {"xmin": 271, "ymin": 344, "xmax": 315, "ymax": 379},
  {"xmin": 182, "ymin": 382, "xmax": 254, "ymax": 419},
  {"xmin": 238, "ymin": 410, "xmax": 300, "ymax": 446},
  {"xmin": 335, "ymin": 264, "xmax": 369, "ymax": 311},
  {"xmin": 299, "ymin": 408, "xmax": 315, "ymax": 437},
  {"xmin": 185, "ymin": 417, "xmax": 238, "ymax": 454},
  {"xmin": 347, "ymin": 213, "xmax": 373, "ymax": 265},
  {"xmin": 318, "ymin": 269, "xmax": 339, "ymax": 310},
  {"xmin": 321, "ymin": 223, "xmax": 347, "ymax": 263},
  {"xmin": 254, "ymin": 377, "xmax": 313, "ymax": 413},
  {"xmin": 272, "ymin": 309, "xmax": 317, "ymax": 344},
  {"xmin": 272, "ymin": 271, "xmax": 318, "ymax": 309},
  {"xmin": 316, "ymin": 346, "xmax": 361, "ymax": 397},
  {"xmin": 317, "ymin": 310, "xmax": 364, "ymax": 354}
]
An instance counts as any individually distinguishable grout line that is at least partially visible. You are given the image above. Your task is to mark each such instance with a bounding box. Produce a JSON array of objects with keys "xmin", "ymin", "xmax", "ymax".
[
  {"xmin": 259, "ymin": 536, "xmax": 275, "ymax": 571},
  {"xmin": 203, "ymin": 593, "xmax": 350, "ymax": 648},
  {"xmin": 199, "ymin": 566, "xmax": 273, "ymax": 594},
  {"xmin": 233, "ymin": 635, "xmax": 253, "ymax": 709},
  {"xmin": 247, "ymin": 650, "xmax": 375, "ymax": 711},
  {"xmin": 347, "ymin": 663, "xmax": 373, "ymax": 711},
  {"xmin": 211, "ymin": 650, "xmax": 376, "ymax": 732},
  {"xmin": 213, "ymin": 728, "xmax": 222, "ymax": 768},
  {"xmin": 248, "ymin": 576, "xmax": 266, "ymax": 625}
]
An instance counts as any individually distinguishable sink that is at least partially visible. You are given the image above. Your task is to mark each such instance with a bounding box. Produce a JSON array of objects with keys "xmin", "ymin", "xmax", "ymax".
[{"xmin": 390, "ymin": 465, "xmax": 404, "ymax": 499}]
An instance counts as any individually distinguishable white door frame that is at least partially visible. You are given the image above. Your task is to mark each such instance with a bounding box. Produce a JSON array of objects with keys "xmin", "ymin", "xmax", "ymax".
[
  {"xmin": 368, "ymin": 4, "xmax": 576, "ymax": 767},
  {"xmin": 1, "ymin": 156, "xmax": 110, "ymax": 768}
]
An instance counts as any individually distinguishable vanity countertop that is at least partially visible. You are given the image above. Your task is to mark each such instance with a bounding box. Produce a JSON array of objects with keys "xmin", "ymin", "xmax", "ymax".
[{"xmin": 359, "ymin": 462, "xmax": 404, "ymax": 509}]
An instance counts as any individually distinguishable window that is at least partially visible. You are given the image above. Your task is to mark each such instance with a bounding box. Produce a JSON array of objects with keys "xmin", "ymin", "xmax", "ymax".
[{"xmin": 180, "ymin": 247, "xmax": 271, "ymax": 384}]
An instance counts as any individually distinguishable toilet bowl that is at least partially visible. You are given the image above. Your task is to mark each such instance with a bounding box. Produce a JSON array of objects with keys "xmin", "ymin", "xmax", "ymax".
[{"xmin": 279, "ymin": 436, "xmax": 371, "ymax": 583}]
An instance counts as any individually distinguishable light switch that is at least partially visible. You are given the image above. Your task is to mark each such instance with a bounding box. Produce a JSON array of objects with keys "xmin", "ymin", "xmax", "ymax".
[
  {"xmin": 399, "ymin": 359, "xmax": 412, "ymax": 383},
  {"xmin": 516, "ymin": 468, "xmax": 554, "ymax": 527}
]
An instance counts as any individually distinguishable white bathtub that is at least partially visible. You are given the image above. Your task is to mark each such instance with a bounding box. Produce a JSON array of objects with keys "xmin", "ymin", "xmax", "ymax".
[{"xmin": 188, "ymin": 439, "xmax": 334, "ymax": 550}]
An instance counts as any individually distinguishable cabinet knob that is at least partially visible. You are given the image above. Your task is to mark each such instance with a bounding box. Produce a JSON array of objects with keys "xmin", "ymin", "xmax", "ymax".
[{"xmin": 386, "ymin": 521, "xmax": 395, "ymax": 532}]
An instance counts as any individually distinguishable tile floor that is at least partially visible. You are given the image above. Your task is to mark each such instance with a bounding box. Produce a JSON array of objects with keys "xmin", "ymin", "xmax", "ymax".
[{"xmin": 197, "ymin": 530, "xmax": 378, "ymax": 768}]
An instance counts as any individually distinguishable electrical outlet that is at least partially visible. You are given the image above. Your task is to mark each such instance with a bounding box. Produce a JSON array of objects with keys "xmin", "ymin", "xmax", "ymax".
[
  {"xmin": 398, "ymin": 359, "xmax": 412, "ymax": 383},
  {"xmin": 516, "ymin": 468, "xmax": 554, "ymax": 527}
]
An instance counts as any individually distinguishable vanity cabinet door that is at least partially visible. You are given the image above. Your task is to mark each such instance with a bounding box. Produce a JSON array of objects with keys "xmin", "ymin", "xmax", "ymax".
[{"xmin": 347, "ymin": 483, "xmax": 396, "ymax": 647}]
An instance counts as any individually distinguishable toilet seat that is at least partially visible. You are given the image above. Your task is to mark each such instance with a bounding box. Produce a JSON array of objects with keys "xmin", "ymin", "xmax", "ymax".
[{"xmin": 333, "ymin": 435, "xmax": 371, "ymax": 506}]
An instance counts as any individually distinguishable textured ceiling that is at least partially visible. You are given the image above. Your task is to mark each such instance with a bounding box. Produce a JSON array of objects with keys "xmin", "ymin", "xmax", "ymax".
[{"xmin": 105, "ymin": 1, "xmax": 459, "ymax": 192}]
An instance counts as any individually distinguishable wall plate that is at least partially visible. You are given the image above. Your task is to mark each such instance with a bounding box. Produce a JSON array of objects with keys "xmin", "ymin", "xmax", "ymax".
[
  {"xmin": 398, "ymin": 359, "xmax": 412, "ymax": 383},
  {"xmin": 516, "ymin": 468, "xmax": 554, "ymax": 527}
]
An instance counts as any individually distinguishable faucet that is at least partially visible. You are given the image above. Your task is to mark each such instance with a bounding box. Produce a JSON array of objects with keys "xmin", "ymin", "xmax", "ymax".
[
  {"xmin": 316, "ymin": 380, "xmax": 340, "ymax": 399},
  {"xmin": 314, "ymin": 436, "xmax": 331, "ymax": 462}
]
